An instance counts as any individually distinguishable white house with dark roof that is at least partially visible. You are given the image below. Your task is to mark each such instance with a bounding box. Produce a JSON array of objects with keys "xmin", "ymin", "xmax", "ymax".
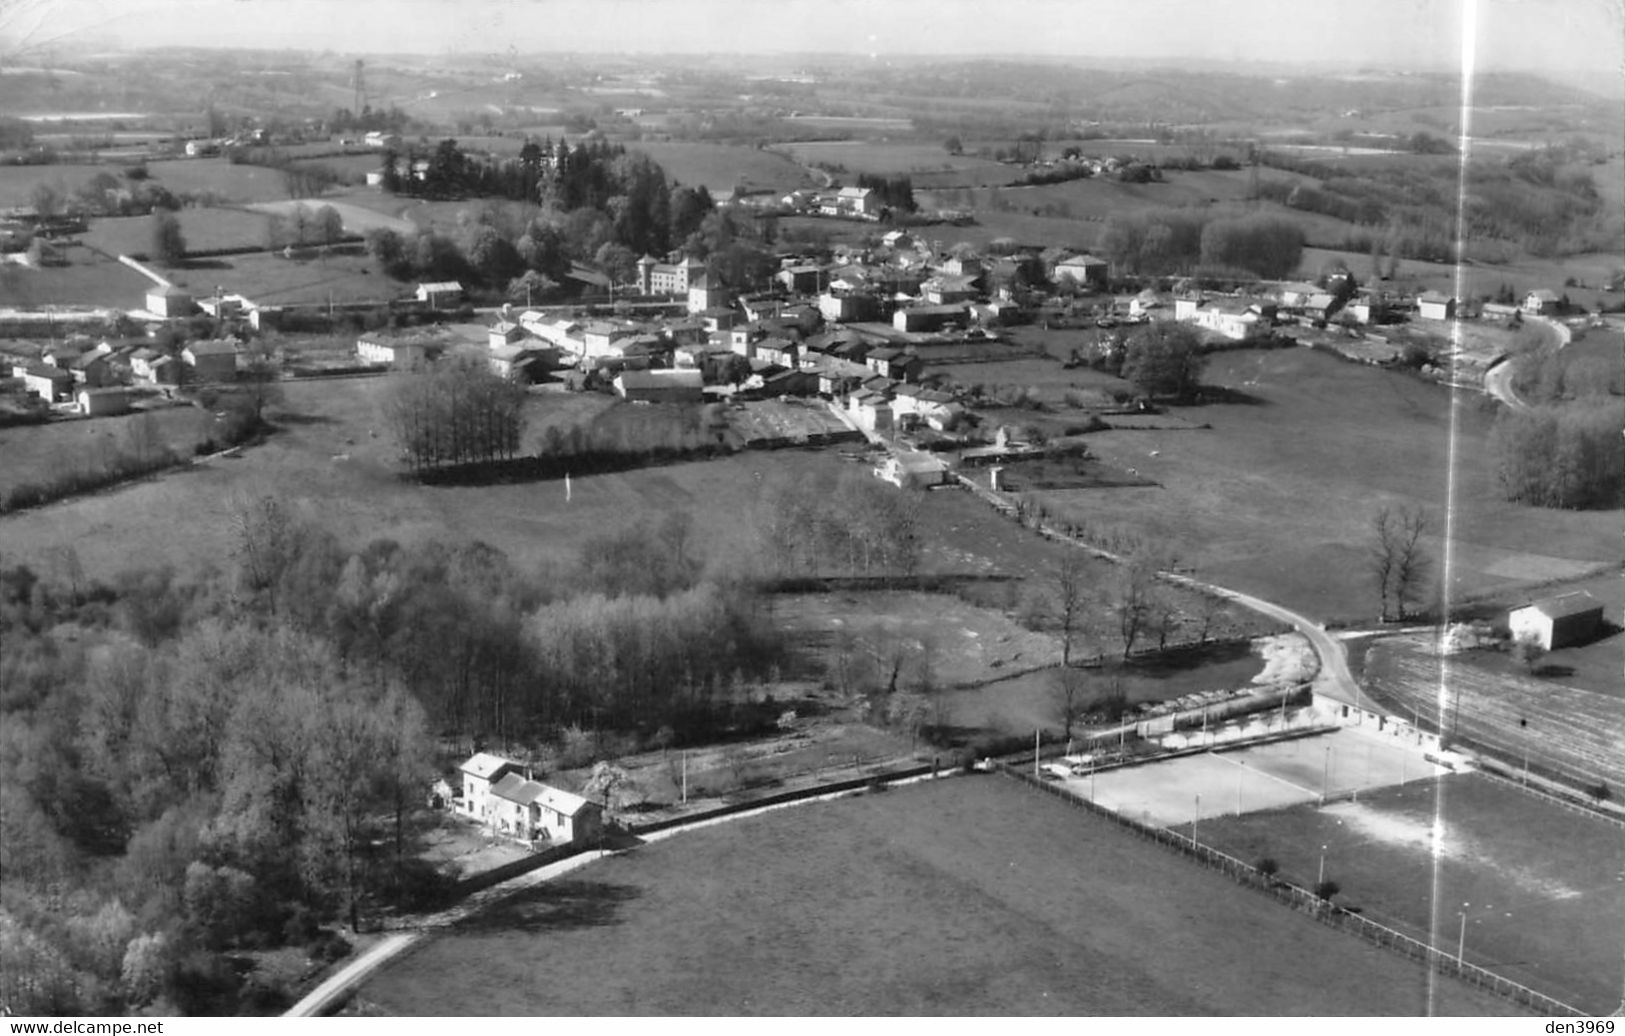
[
  {"xmin": 487, "ymin": 773, "xmax": 603, "ymax": 845},
  {"xmin": 458, "ymin": 752, "xmax": 519, "ymax": 822},
  {"xmin": 1509, "ymin": 592, "xmax": 1604, "ymax": 651}
]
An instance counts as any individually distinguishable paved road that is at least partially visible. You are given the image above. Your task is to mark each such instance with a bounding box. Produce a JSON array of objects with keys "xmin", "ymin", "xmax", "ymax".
[{"xmin": 1481, "ymin": 314, "xmax": 1572, "ymax": 413}]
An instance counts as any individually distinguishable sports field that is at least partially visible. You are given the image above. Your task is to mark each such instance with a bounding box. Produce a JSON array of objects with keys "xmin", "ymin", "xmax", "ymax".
[
  {"xmin": 1064, "ymin": 727, "xmax": 1446, "ymax": 828},
  {"xmin": 357, "ymin": 775, "xmax": 1510, "ymax": 1016},
  {"xmin": 1196, "ymin": 772, "xmax": 1625, "ymax": 1015}
]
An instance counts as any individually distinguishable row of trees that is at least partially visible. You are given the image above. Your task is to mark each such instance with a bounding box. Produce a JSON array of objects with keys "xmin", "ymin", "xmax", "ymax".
[
  {"xmin": 756, "ymin": 468, "xmax": 923, "ymax": 580},
  {"xmin": 382, "ymin": 361, "xmax": 527, "ymax": 473},
  {"xmin": 1100, "ymin": 210, "xmax": 1305, "ymax": 280}
]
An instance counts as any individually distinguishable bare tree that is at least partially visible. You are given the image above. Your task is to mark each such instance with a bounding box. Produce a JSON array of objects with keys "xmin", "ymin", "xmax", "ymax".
[
  {"xmin": 1371, "ymin": 505, "xmax": 1432, "ymax": 621},
  {"xmin": 1054, "ymin": 664, "xmax": 1088, "ymax": 741},
  {"xmin": 1052, "ymin": 551, "xmax": 1087, "ymax": 667},
  {"xmin": 1114, "ymin": 553, "xmax": 1157, "ymax": 661},
  {"xmin": 1392, "ymin": 507, "xmax": 1432, "ymax": 620}
]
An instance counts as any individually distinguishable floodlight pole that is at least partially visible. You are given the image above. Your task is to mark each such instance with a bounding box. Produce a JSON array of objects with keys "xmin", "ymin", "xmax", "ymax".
[{"xmin": 1457, "ymin": 905, "xmax": 1469, "ymax": 965}]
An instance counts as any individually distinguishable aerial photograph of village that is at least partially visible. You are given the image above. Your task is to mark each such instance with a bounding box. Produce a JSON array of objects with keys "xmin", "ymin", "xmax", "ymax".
[{"xmin": 0, "ymin": 0, "xmax": 1621, "ymax": 1020}]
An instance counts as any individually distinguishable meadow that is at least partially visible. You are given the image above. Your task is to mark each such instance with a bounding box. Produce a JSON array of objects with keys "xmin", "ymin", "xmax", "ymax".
[
  {"xmin": 357, "ymin": 775, "xmax": 1511, "ymax": 1016},
  {"xmin": 162, "ymin": 250, "xmax": 406, "ymax": 305},
  {"xmin": 0, "ymin": 402, "xmax": 218, "ymax": 500},
  {"xmin": 0, "ymin": 246, "xmax": 150, "ymax": 306},
  {"xmin": 81, "ymin": 207, "xmax": 274, "ymax": 256},
  {"xmin": 1195, "ymin": 773, "xmax": 1625, "ymax": 1016},
  {"xmin": 774, "ymin": 140, "xmax": 1013, "ymax": 188},
  {"xmin": 626, "ymin": 141, "xmax": 811, "ymax": 195},
  {"xmin": 1023, "ymin": 347, "xmax": 1619, "ymax": 621}
]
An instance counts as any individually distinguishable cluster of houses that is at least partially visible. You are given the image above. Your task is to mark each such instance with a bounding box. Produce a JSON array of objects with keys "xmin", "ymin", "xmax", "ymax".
[
  {"xmin": 453, "ymin": 752, "xmax": 603, "ymax": 847},
  {"xmin": 7, "ymin": 335, "xmax": 239, "ymax": 414}
]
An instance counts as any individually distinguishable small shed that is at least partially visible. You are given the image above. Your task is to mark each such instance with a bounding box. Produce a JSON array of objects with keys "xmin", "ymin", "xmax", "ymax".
[
  {"xmin": 1508, "ymin": 592, "xmax": 1604, "ymax": 651},
  {"xmin": 875, "ymin": 450, "xmax": 951, "ymax": 489},
  {"xmin": 416, "ymin": 281, "xmax": 465, "ymax": 309},
  {"xmin": 77, "ymin": 387, "xmax": 131, "ymax": 417}
]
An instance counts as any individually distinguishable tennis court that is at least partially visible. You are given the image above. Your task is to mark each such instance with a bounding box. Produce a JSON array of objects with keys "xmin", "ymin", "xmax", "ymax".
[{"xmin": 1057, "ymin": 727, "xmax": 1450, "ymax": 828}]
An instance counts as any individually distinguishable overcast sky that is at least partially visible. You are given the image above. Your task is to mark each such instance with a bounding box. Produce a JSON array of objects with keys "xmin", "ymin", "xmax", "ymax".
[{"xmin": 4, "ymin": 0, "xmax": 1622, "ymax": 79}]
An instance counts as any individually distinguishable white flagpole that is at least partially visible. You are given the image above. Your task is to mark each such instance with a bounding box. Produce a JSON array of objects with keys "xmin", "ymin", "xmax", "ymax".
[{"xmin": 565, "ymin": 471, "xmax": 572, "ymax": 502}]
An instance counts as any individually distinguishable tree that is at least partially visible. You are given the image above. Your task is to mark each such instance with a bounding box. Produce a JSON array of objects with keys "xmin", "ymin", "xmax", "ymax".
[
  {"xmin": 1509, "ymin": 634, "xmax": 1546, "ymax": 674},
  {"xmin": 1198, "ymin": 214, "xmax": 1305, "ymax": 279},
  {"xmin": 364, "ymin": 226, "xmax": 408, "ymax": 277},
  {"xmin": 1113, "ymin": 553, "xmax": 1158, "ymax": 661},
  {"xmin": 1054, "ymin": 664, "xmax": 1088, "ymax": 741},
  {"xmin": 1370, "ymin": 505, "xmax": 1431, "ymax": 621},
  {"xmin": 150, "ymin": 212, "xmax": 187, "ymax": 267},
  {"xmin": 1051, "ymin": 551, "xmax": 1087, "ymax": 667},
  {"xmin": 311, "ymin": 204, "xmax": 345, "ymax": 249},
  {"xmin": 29, "ymin": 180, "xmax": 63, "ymax": 219},
  {"xmin": 943, "ymin": 135, "xmax": 963, "ymax": 156},
  {"xmin": 1121, "ymin": 322, "xmax": 1205, "ymax": 401}
]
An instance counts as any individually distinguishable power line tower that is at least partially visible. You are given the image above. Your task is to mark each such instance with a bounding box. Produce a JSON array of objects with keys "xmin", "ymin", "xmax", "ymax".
[{"xmin": 352, "ymin": 59, "xmax": 366, "ymax": 116}]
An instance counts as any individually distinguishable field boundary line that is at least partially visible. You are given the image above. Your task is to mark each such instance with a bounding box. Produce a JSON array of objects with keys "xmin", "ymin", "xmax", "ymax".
[{"xmin": 991, "ymin": 762, "xmax": 1590, "ymax": 1017}]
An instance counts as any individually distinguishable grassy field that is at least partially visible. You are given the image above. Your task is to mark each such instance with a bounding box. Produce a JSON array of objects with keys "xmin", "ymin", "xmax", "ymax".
[
  {"xmin": 81, "ymin": 207, "xmax": 274, "ymax": 256},
  {"xmin": 0, "ymin": 402, "xmax": 218, "ymax": 499},
  {"xmin": 1021, "ymin": 347, "xmax": 1619, "ymax": 621},
  {"xmin": 246, "ymin": 198, "xmax": 417, "ymax": 235},
  {"xmin": 0, "ymin": 163, "xmax": 106, "ymax": 207},
  {"xmin": 140, "ymin": 157, "xmax": 303, "ymax": 203},
  {"xmin": 1363, "ymin": 633, "xmax": 1625, "ymax": 790},
  {"xmin": 1196, "ymin": 773, "xmax": 1625, "ymax": 1015},
  {"xmin": 774, "ymin": 141, "xmax": 1013, "ymax": 188},
  {"xmin": 357, "ymin": 775, "xmax": 1511, "ymax": 1016},
  {"xmin": 628, "ymin": 141, "xmax": 811, "ymax": 195},
  {"xmin": 0, "ymin": 378, "xmax": 834, "ymax": 584},
  {"xmin": 0, "ymin": 246, "xmax": 150, "ymax": 306},
  {"xmin": 162, "ymin": 250, "xmax": 406, "ymax": 305}
]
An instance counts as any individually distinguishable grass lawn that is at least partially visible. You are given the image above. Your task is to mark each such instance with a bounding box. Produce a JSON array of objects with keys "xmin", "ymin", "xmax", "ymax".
[
  {"xmin": 162, "ymin": 250, "xmax": 406, "ymax": 305},
  {"xmin": 0, "ymin": 378, "xmax": 840, "ymax": 585},
  {"xmin": 0, "ymin": 246, "xmax": 150, "ymax": 306},
  {"xmin": 358, "ymin": 775, "xmax": 1512, "ymax": 1016},
  {"xmin": 0, "ymin": 163, "xmax": 107, "ymax": 206},
  {"xmin": 1025, "ymin": 347, "xmax": 1619, "ymax": 622},
  {"xmin": 142, "ymin": 157, "xmax": 302, "ymax": 203},
  {"xmin": 775, "ymin": 141, "xmax": 1014, "ymax": 188},
  {"xmin": 628, "ymin": 141, "xmax": 812, "ymax": 195},
  {"xmin": 81, "ymin": 207, "xmax": 274, "ymax": 256},
  {"xmin": 1195, "ymin": 773, "xmax": 1625, "ymax": 1015},
  {"xmin": 0, "ymin": 402, "xmax": 218, "ymax": 498}
]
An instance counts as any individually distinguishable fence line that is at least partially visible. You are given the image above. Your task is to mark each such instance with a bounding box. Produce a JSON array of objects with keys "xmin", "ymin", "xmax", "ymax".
[
  {"xmin": 993, "ymin": 763, "xmax": 1589, "ymax": 1017},
  {"xmin": 1471, "ymin": 761, "xmax": 1625, "ymax": 831}
]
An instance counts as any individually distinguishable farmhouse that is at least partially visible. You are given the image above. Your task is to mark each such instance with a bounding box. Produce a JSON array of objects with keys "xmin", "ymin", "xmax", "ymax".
[
  {"xmin": 836, "ymin": 186, "xmax": 881, "ymax": 218},
  {"xmin": 894, "ymin": 304, "xmax": 967, "ymax": 334},
  {"xmin": 1522, "ymin": 289, "xmax": 1560, "ymax": 315},
  {"xmin": 614, "ymin": 368, "xmax": 704, "ymax": 403},
  {"xmin": 1508, "ymin": 592, "xmax": 1605, "ymax": 651},
  {"xmin": 69, "ymin": 350, "xmax": 114, "ymax": 387},
  {"xmin": 1052, "ymin": 254, "xmax": 1110, "ymax": 289},
  {"xmin": 848, "ymin": 388, "xmax": 894, "ymax": 432},
  {"xmin": 921, "ymin": 275, "xmax": 979, "ymax": 306},
  {"xmin": 874, "ymin": 450, "xmax": 951, "ymax": 489},
  {"xmin": 356, "ymin": 329, "xmax": 448, "ymax": 368},
  {"xmin": 416, "ymin": 281, "xmax": 465, "ymax": 309},
  {"xmin": 14, "ymin": 363, "xmax": 74, "ymax": 402},
  {"xmin": 145, "ymin": 284, "xmax": 194, "ymax": 318},
  {"xmin": 488, "ymin": 319, "xmax": 525, "ymax": 350},
  {"xmin": 76, "ymin": 387, "xmax": 131, "ymax": 417},
  {"xmin": 457, "ymin": 752, "xmax": 518, "ymax": 824},
  {"xmin": 488, "ymin": 343, "xmax": 542, "ymax": 381},
  {"xmin": 776, "ymin": 264, "xmax": 825, "ymax": 294},
  {"xmin": 182, "ymin": 340, "xmax": 239, "ymax": 383},
  {"xmin": 1415, "ymin": 290, "xmax": 1457, "ymax": 321},
  {"xmin": 865, "ymin": 346, "xmax": 923, "ymax": 382},
  {"xmin": 487, "ymin": 773, "xmax": 603, "ymax": 846}
]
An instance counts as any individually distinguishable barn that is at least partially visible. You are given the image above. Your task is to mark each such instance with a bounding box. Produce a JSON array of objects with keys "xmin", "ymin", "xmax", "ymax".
[{"xmin": 1508, "ymin": 592, "xmax": 1604, "ymax": 651}]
